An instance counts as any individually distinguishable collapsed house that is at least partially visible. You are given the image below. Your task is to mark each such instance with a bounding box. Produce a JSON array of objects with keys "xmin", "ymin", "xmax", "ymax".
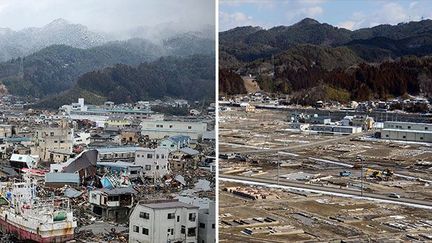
[{"xmin": 89, "ymin": 187, "xmax": 137, "ymax": 223}]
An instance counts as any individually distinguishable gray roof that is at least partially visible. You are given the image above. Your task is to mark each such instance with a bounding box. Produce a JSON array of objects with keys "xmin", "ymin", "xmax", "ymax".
[
  {"xmin": 179, "ymin": 147, "xmax": 199, "ymax": 156},
  {"xmin": 64, "ymin": 188, "xmax": 83, "ymax": 198},
  {"xmin": 139, "ymin": 200, "xmax": 198, "ymax": 209},
  {"xmin": 99, "ymin": 187, "xmax": 137, "ymax": 195},
  {"xmin": 97, "ymin": 161, "xmax": 141, "ymax": 169},
  {"xmin": 45, "ymin": 173, "xmax": 80, "ymax": 184},
  {"xmin": 96, "ymin": 147, "xmax": 142, "ymax": 153}
]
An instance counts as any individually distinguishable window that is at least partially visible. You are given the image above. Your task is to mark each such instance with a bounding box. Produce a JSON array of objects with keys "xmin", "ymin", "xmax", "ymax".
[
  {"xmin": 168, "ymin": 228, "xmax": 174, "ymax": 235},
  {"xmin": 156, "ymin": 154, "xmax": 159, "ymax": 159},
  {"xmin": 168, "ymin": 213, "xmax": 175, "ymax": 219},
  {"xmin": 187, "ymin": 227, "xmax": 196, "ymax": 237},
  {"xmin": 181, "ymin": 226, "xmax": 185, "ymax": 234},
  {"xmin": 403, "ymin": 136, "xmax": 406, "ymax": 139},
  {"xmin": 54, "ymin": 140, "xmax": 58, "ymax": 143},
  {"xmin": 188, "ymin": 213, "xmax": 196, "ymax": 221},
  {"xmin": 139, "ymin": 212, "xmax": 149, "ymax": 219},
  {"xmin": 420, "ymin": 137, "xmax": 424, "ymax": 140},
  {"xmin": 426, "ymin": 127, "xmax": 429, "ymax": 130},
  {"xmin": 177, "ymin": 216, "xmax": 180, "ymax": 222},
  {"xmin": 133, "ymin": 225, "xmax": 139, "ymax": 233},
  {"xmin": 161, "ymin": 154, "xmax": 165, "ymax": 159},
  {"xmin": 385, "ymin": 135, "xmax": 389, "ymax": 137},
  {"xmin": 408, "ymin": 126, "xmax": 411, "ymax": 129},
  {"xmin": 156, "ymin": 165, "xmax": 159, "ymax": 170},
  {"xmin": 145, "ymin": 165, "xmax": 151, "ymax": 171},
  {"xmin": 50, "ymin": 132, "xmax": 54, "ymax": 136},
  {"xmin": 212, "ymin": 224, "xmax": 215, "ymax": 229},
  {"xmin": 147, "ymin": 154, "xmax": 152, "ymax": 159},
  {"xmin": 142, "ymin": 228, "xmax": 148, "ymax": 235},
  {"xmin": 199, "ymin": 223, "xmax": 206, "ymax": 229},
  {"xmin": 188, "ymin": 126, "xmax": 192, "ymax": 129},
  {"xmin": 169, "ymin": 125, "xmax": 173, "ymax": 128}
]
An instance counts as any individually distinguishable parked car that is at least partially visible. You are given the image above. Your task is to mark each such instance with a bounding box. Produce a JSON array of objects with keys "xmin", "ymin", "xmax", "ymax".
[{"xmin": 388, "ymin": 193, "xmax": 401, "ymax": 199}]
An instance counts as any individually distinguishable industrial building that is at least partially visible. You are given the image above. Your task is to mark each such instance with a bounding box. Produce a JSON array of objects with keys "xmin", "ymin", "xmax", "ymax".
[
  {"xmin": 140, "ymin": 120, "xmax": 207, "ymax": 140},
  {"xmin": 381, "ymin": 121, "xmax": 432, "ymax": 142},
  {"xmin": 310, "ymin": 125, "xmax": 362, "ymax": 134}
]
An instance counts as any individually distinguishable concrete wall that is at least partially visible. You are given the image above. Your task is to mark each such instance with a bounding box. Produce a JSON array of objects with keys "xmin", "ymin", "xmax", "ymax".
[{"xmin": 129, "ymin": 202, "xmax": 198, "ymax": 243}]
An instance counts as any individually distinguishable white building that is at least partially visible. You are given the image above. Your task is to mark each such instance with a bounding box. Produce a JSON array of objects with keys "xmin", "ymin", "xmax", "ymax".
[
  {"xmin": 384, "ymin": 121, "xmax": 432, "ymax": 131},
  {"xmin": 288, "ymin": 122, "xmax": 310, "ymax": 131},
  {"xmin": 198, "ymin": 201, "xmax": 215, "ymax": 243},
  {"xmin": 61, "ymin": 98, "xmax": 88, "ymax": 114},
  {"xmin": 74, "ymin": 132, "xmax": 91, "ymax": 145},
  {"xmin": 310, "ymin": 125, "xmax": 362, "ymax": 134},
  {"xmin": 129, "ymin": 200, "xmax": 199, "ymax": 243},
  {"xmin": 381, "ymin": 121, "xmax": 432, "ymax": 142},
  {"xmin": 140, "ymin": 120, "xmax": 207, "ymax": 140},
  {"xmin": 135, "ymin": 148, "xmax": 170, "ymax": 179}
]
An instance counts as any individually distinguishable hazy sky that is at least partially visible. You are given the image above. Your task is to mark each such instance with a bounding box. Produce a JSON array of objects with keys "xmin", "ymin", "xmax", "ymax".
[
  {"xmin": 220, "ymin": 0, "xmax": 432, "ymax": 31},
  {"xmin": 0, "ymin": 0, "xmax": 215, "ymax": 33}
]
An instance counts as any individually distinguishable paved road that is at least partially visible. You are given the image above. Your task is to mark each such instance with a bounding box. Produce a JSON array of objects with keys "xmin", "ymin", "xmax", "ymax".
[{"xmin": 220, "ymin": 175, "xmax": 432, "ymax": 209}]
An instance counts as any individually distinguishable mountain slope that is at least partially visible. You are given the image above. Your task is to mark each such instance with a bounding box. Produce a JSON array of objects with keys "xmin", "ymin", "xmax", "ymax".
[
  {"xmin": 0, "ymin": 40, "xmax": 163, "ymax": 97},
  {"xmin": 34, "ymin": 55, "xmax": 215, "ymax": 108},
  {"xmin": 220, "ymin": 18, "xmax": 432, "ymax": 98},
  {"xmin": 0, "ymin": 19, "xmax": 108, "ymax": 62},
  {"xmin": 220, "ymin": 18, "xmax": 432, "ymax": 68}
]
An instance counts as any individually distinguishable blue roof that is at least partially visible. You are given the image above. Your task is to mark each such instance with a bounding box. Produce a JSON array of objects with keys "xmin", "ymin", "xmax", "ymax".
[
  {"xmin": 4, "ymin": 137, "xmax": 31, "ymax": 143},
  {"xmin": 166, "ymin": 135, "xmax": 190, "ymax": 143}
]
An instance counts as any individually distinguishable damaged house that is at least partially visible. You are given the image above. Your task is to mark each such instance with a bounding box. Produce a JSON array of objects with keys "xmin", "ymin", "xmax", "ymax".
[{"xmin": 89, "ymin": 187, "xmax": 137, "ymax": 223}]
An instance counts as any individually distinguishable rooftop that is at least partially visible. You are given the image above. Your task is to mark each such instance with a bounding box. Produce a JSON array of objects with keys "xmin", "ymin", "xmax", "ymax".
[{"xmin": 139, "ymin": 199, "xmax": 198, "ymax": 209}]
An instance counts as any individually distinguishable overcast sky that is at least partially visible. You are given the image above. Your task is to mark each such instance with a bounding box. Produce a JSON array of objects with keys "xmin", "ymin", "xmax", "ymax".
[
  {"xmin": 0, "ymin": 0, "xmax": 215, "ymax": 33},
  {"xmin": 220, "ymin": 0, "xmax": 432, "ymax": 31}
]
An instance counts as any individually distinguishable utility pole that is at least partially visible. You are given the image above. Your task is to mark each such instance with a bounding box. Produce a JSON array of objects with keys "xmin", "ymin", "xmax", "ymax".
[
  {"xmin": 360, "ymin": 157, "xmax": 364, "ymax": 197},
  {"xmin": 277, "ymin": 152, "xmax": 280, "ymax": 185}
]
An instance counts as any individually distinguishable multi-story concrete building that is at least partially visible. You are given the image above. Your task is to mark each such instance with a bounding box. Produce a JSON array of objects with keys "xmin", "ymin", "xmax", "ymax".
[
  {"xmin": 135, "ymin": 147, "xmax": 170, "ymax": 178},
  {"xmin": 0, "ymin": 124, "xmax": 13, "ymax": 138},
  {"xmin": 96, "ymin": 147, "xmax": 141, "ymax": 162},
  {"xmin": 198, "ymin": 201, "xmax": 215, "ymax": 243},
  {"xmin": 129, "ymin": 200, "xmax": 199, "ymax": 243},
  {"xmin": 140, "ymin": 120, "xmax": 207, "ymax": 140},
  {"xmin": 32, "ymin": 127, "xmax": 74, "ymax": 162},
  {"xmin": 381, "ymin": 121, "xmax": 432, "ymax": 142}
]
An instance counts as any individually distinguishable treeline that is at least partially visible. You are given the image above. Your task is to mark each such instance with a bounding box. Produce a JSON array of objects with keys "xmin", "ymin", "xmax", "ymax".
[
  {"xmin": 270, "ymin": 56, "xmax": 432, "ymax": 102},
  {"xmin": 219, "ymin": 69, "xmax": 247, "ymax": 95},
  {"xmin": 34, "ymin": 55, "xmax": 215, "ymax": 108}
]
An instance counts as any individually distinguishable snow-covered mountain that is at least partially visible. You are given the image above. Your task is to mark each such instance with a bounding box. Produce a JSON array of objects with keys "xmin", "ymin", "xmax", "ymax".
[{"xmin": 0, "ymin": 18, "xmax": 108, "ymax": 62}]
